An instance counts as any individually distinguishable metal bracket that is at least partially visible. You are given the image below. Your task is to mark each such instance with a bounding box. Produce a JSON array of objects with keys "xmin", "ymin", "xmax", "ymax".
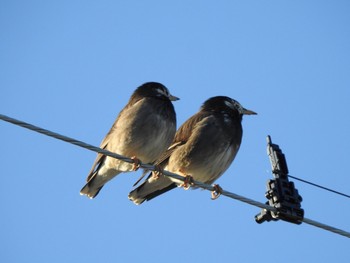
[{"xmin": 255, "ymin": 136, "xmax": 304, "ymax": 225}]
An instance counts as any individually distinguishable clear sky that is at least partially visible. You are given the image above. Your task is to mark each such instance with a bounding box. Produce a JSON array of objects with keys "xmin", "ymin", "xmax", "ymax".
[{"xmin": 1, "ymin": 1, "xmax": 350, "ymax": 262}]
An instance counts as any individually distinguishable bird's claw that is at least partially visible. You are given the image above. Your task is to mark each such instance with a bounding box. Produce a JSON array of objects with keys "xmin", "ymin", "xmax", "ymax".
[
  {"xmin": 151, "ymin": 165, "xmax": 163, "ymax": 180},
  {"xmin": 131, "ymin": 156, "xmax": 141, "ymax": 171},
  {"xmin": 211, "ymin": 184, "xmax": 223, "ymax": 200},
  {"xmin": 181, "ymin": 175, "xmax": 194, "ymax": 190}
]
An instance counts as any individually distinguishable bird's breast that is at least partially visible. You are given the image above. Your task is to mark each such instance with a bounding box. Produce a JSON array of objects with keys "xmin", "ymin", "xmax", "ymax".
[{"xmin": 107, "ymin": 102, "xmax": 176, "ymax": 164}]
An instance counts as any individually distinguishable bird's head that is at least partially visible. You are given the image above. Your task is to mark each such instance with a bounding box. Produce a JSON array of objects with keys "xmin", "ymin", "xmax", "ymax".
[
  {"xmin": 135, "ymin": 82, "xmax": 179, "ymax": 102},
  {"xmin": 202, "ymin": 96, "xmax": 257, "ymax": 116}
]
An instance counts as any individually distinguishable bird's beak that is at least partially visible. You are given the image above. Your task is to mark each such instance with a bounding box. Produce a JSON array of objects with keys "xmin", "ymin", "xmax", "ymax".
[
  {"xmin": 242, "ymin": 108, "xmax": 257, "ymax": 115},
  {"xmin": 169, "ymin": 94, "xmax": 180, "ymax": 101}
]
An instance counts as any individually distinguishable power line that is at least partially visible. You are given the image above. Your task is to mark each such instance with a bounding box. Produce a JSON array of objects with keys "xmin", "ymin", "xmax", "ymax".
[
  {"xmin": 288, "ymin": 174, "xmax": 350, "ymax": 199},
  {"xmin": 1, "ymin": 113, "xmax": 350, "ymax": 239}
]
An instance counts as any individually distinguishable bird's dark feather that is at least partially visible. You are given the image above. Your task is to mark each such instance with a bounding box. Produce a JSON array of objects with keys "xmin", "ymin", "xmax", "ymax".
[
  {"xmin": 132, "ymin": 181, "xmax": 177, "ymax": 205},
  {"xmin": 86, "ymin": 141, "xmax": 109, "ymax": 182}
]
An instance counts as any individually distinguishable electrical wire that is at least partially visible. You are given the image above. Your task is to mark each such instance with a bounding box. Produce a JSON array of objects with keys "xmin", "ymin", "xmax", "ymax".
[
  {"xmin": 288, "ymin": 175, "xmax": 350, "ymax": 199},
  {"xmin": 1, "ymin": 113, "xmax": 350, "ymax": 239}
]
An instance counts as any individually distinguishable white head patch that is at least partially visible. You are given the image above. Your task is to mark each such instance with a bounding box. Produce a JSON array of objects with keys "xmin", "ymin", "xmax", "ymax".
[
  {"xmin": 156, "ymin": 87, "xmax": 170, "ymax": 98},
  {"xmin": 224, "ymin": 99, "xmax": 244, "ymax": 114}
]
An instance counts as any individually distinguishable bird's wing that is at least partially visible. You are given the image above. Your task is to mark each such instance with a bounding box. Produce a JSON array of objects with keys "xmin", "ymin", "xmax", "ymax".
[
  {"xmin": 155, "ymin": 141, "xmax": 184, "ymax": 165},
  {"xmin": 85, "ymin": 99, "xmax": 133, "ymax": 182},
  {"xmin": 86, "ymin": 137, "xmax": 110, "ymax": 182},
  {"xmin": 173, "ymin": 112, "xmax": 209, "ymax": 143}
]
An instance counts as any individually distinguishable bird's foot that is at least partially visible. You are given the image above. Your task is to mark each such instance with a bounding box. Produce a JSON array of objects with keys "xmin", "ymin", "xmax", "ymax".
[
  {"xmin": 151, "ymin": 165, "xmax": 163, "ymax": 180},
  {"xmin": 211, "ymin": 184, "xmax": 223, "ymax": 200},
  {"xmin": 131, "ymin": 156, "xmax": 141, "ymax": 171},
  {"xmin": 181, "ymin": 175, "xmax": 194, "ymax": 190}
]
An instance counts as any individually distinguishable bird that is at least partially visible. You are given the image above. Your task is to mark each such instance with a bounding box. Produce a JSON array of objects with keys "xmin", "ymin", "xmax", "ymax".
[
  {"xmin": 80, "ymin": 82, "xmax": 179, "ymax": 199},
  {"xmin": 128, "ymin": 96, "xmax": 256, "ymax": 205}
]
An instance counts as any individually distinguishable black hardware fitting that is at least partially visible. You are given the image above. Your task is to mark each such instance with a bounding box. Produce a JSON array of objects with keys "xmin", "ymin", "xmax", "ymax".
[{"xmin": 255, "ymin": 136, "xmax": 304, "ymax": 225}]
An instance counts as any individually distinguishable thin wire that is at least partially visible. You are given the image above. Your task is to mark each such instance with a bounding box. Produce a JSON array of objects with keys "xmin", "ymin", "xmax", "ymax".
[
  {"xmin": 288, "ymin": 174, "xmax": 350, "ymax": 199},
  {"xmin": 1, "ymin": 113, "xmax": 350, "ymax": 239}
]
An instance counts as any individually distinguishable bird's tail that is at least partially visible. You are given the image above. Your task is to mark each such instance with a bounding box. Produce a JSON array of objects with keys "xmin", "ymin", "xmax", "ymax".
[
  {"xmin": 80, "ymin": 182, "xmax": 103, "ymax": 199},
  {"xmin": 80, "ymin": 171, "xmax": 121, "ymax": 199},
  {"xmin": 128, "ymin": 174, "xmax": 176, "ymax": 205}
]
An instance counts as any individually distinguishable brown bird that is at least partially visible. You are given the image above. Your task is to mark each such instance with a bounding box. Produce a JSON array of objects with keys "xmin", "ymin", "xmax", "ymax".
[
  {"xmin": 129, "ymin": 96, "xmax": 256, "ymax": 204},
  {"xmin": 80, "ymin": 82, "xmax": 179, "ymax": 198}
]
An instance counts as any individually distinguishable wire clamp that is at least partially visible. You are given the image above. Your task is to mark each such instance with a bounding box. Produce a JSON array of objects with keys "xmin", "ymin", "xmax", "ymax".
[{"xmin": 255, "ymin": 135, "xmax": 304, "ymax": 225}]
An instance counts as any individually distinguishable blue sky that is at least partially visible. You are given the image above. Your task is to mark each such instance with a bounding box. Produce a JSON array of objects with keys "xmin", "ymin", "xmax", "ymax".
[{"xmin": 1, "ymin": 1, "xmax": 350, "ymax": 262}]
